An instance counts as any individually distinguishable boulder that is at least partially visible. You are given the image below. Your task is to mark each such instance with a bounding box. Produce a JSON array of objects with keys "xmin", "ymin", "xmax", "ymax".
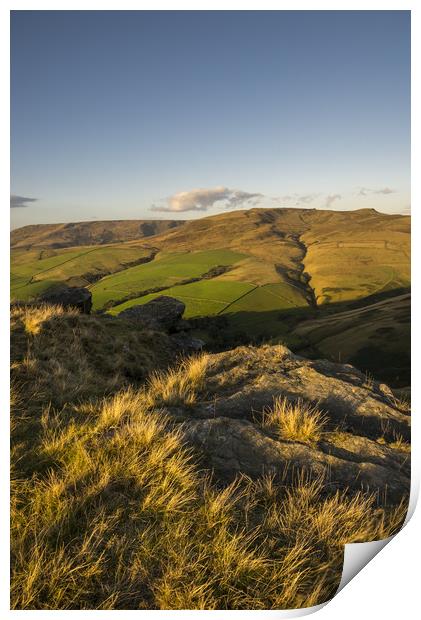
[
  {"xmin": 171, "ymin": 334, "xmax": 205, "ymax": 353},
  {"xmin": 156, "ymin": 343, "xmax": 410, "ymax": 505},
  {"xmin": 182, "ymin": 417, "xmax": 409, "ymax": 503},
  {"xmin": 194, "ymin": 345, "xmax": 411, "ymax": 442},
  {"xmin": 118, "ymin": 296, "xmax": 185, "ymax": 331},
  {"xmin": 41, "ymin": 286, "xmax": 92, "ymax": 314}
]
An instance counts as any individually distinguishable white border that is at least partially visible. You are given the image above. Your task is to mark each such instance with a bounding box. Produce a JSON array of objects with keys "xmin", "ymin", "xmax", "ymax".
[{"xmin": 1, "ymin": 2, "xmax": 418, "ymax": 618}]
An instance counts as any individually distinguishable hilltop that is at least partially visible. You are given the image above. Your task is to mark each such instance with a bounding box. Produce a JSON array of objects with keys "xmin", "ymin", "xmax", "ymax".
[
  {"xmin": 10, "ymin": 207, "xmax": 410, "ymax": 385},
  {"xmin": 10, "ymin": 218, "xmax": 185, "ymax": 249},
  {"xmin": 11, "ymin": 303, "xmax": 409, "ymax": 609}
]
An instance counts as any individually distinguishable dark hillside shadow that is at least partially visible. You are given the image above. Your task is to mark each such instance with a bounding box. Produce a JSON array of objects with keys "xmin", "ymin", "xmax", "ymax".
[{"xmin": 191, "ymin": 287, "xmax": 410, "ymax": 387}]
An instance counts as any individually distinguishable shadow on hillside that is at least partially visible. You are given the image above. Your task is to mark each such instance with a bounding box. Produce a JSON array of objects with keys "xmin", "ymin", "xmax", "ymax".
[{"xmin": 191, "ymin": 287, "xmax": 410, "ymax": 387}]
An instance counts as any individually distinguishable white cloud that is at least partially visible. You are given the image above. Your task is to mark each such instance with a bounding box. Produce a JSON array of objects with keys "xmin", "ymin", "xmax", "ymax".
[{"xmin": 151, "ymin": 186, "xmax": 264, "ymax": 212}]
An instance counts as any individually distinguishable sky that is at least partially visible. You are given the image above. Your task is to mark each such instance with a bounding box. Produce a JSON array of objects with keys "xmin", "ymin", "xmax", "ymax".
[{"xmin": 10, "ymin": 10, "xmax": 410, "ymax": 228}]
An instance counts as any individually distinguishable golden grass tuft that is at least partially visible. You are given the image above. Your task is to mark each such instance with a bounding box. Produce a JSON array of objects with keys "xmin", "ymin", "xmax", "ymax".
[
  {"xmin": 261, "ymin": 397, "xmax": 327, "ymax": 443},
  {"xmin": 144, "ymin": 353, "xmax": 208, "ymax": 407},
  {"xmin": 16, "ymin": 303, "xmax": 78, "ymax": 335}
]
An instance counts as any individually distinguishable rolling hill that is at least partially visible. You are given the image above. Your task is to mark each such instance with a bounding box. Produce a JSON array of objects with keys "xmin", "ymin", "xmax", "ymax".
[
  {"xmin": 10, "ymin": 218, "xmax": 185, "ymax": 249},
  {"xmin": 10, "ymin": 207, "xmax": 410, "ymax": 385}
]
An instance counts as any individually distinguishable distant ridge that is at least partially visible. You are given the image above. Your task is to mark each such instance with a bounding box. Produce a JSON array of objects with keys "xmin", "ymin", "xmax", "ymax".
[{"xmin": 10, "ymin": 219, "xmax": 186, "ymax": 249}]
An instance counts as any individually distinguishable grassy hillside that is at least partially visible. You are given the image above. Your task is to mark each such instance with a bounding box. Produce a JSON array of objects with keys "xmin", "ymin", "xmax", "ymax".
[
  {"xmin": 11, "ymin": 244, "xmax": 155, "ymax": 301},
  {"xmin": 301, "ymin": 210, "xmax": 410, "ymax": 304},
  {"xmin": 91, "ymin": 249, "xmax": 248, "ymax": 310},
  {"xmin": 10, "ymin": 207, "xmax": 410, "ymax": 384},
  {"xmin": 11, "ymin": 305, "xmax": 408, "ymax": 609},
  {"xmin": 10, "ymin": 218, "xmax": 185, "ymax": 249},
  {"xmin": 294, "ymin": 292, "xmax": 410, "ymax": 386}
]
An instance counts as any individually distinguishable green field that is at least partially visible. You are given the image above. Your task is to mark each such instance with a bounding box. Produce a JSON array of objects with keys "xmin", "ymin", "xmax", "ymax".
[
  {"xmin": 11, "ymin": 244, "xmax": 152, "ymax": 301},
  {"xmin": 221, "ymin": 283, "xmax": 307, "ymax": 314},
  {"xmin": 12, "ymin": 248, "xmax": 88, "ymax": 280},
  {"xmin": 109, "ymin": 279, "xmax": 255, "ymax": 318},
  {"xmin": 91, "ymin": 249, "xmax": 249, "ymax": 310}
]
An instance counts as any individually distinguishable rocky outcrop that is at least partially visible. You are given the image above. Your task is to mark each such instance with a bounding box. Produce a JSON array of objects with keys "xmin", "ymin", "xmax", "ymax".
[
  {"xmin": 163, "ymin": 344, "xmax": 410, "ymax": 505},
  {"xmin": 41, "ymin": 286, "xmax": 92, "ymax": 314},
  {"xmin": 182, "ymin": 417, "xmax": 409, "ymax": 503},
  {"xmin": 118, "ymin": 296, "xmax": 186, "ymax": 331},
  {"xmin": 197, "ymin": 345, "xmax": 410, "ymax": 441}
]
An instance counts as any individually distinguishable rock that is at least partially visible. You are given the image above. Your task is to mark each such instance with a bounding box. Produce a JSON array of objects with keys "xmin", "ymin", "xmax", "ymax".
[
  {"xmin": 182, "ymin": 417, "xmax": 409, "ymax": 503},
  {"xmin": 157, "ymin": 343, "xmax": 410, "ymax": 505},
  {"xmin": 118, "ymin": 296, "xmax": 185, "ymax": 331},
  {"xmin": 197, "ymin": 345, "xmax": 411, "ymax": 442},
  {"xmin": 41, "ymin": 286, "xmax": 92, "ymax": 314},
  {"xmin": 171, "ymin": 334, "xmax": 205, "ymax": 353}
]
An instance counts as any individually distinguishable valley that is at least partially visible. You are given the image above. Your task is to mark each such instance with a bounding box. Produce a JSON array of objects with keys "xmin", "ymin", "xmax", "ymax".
[{"xmin": 10, "ymin": 207, "xmax": 410, "ymax": 385}]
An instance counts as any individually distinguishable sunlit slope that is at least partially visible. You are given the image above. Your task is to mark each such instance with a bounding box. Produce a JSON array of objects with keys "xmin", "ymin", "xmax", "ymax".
[
  {"xmin": 10, "ymin": 218, "xmax": 185, "ymax": 249},
  {"xmin": 11, "ymin": 244, "xmax": 153, "ymax": 301},
  {"xmin": 11, "ymin": 208, "xmax": 410, "ymax": 313},
  {"xmin": 150, "ymin": 208, "xmax": 306, "ymax": 268},
  {"xmin": 109, "ymin": 280, "xmax": 256, "ymax": 318},
  {"xmin": 300, "ymin": 209, "xmax": 410, "ymax": 303},
  {"xmin": 92, "ymin": 249, "xmax": 249, "ymax": 310}
]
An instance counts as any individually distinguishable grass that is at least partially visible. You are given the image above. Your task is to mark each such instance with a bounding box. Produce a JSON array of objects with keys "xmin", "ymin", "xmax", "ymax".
[
  {"xmin": 10, "ymin": 305, "xmax": 408, "ymax": 609},
  {"xmin": 222, "ymin": 283, "xmax": 307, "ymax": 315},
  {"xmin": 10, "ymin": 303, "xmax": 175, "ymax": 414},
  {"xmin": 261, "ymin": 397, "xmax": 328, "ymax": 443},
  {"xmin": 11, "ymin": 386, "xmax": 405, "ymax": 610},
  {"xmin": 31, "ymin": 245, "xmax": 152, "ymax": 282},
  {"xmin": 304, "ymin": 245, "xmax": 410, "ymax": 305},
  {"xmin": 18, "ymin": 303, "xmax": 79, "ymax": 335},
  {"xmin": 144, "ymin": 354, "xmax": 208, "ymax": 407},
  {"xmin": 11, "ymin": 244, "xmax": 152, "ymax": 301},
  {"xmin": 91, "ymin": 249, "xmax": 248, "ymax": 310},
  {"xmin": 109, "ymin": 280, "xmax": 255, "ymax": 318},
  {"xmin": 11, "ymin": 278, "xmax": 64, "ymax": 302}
]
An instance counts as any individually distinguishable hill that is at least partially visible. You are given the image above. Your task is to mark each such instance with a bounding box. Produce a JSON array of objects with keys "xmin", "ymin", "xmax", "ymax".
[
  {"xmin": 10, "ymin": 303, "xmax": 409, "ymax": 609},
  {"xmin": 10, "ymin": 218, "xmax": 185, "ymax": 249},
  {"xmin": 10, "ymin": 207, "xmax": 410, "ymax": 385}
]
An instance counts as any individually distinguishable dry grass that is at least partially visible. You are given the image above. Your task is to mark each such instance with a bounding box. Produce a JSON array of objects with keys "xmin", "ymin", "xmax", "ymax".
[
  {"xmin": 388, "ymin": 393, "xmax": 411, "ymax": 414},
  {"xmin": 363, "ymin": 371, "xmax": 375, "ymax": 390},
  {"xmin": 15, "ymin": 303, "xmax": 78, "ymax": 335},
  {"xmin": 11, "ymin": 385, "xmax": 406, "ymax": 610},
  {"xmin": 10, "ymin": 304, "xmax": 175, "ymax": 411},
  {"xmin": 261, "ymin": 397, "xmax": 327, "ymax": 443},
  {"xmin": 144, "ymin": 354, "xmax": 208, "ymax": 407},
  {"xmin": 10, "ymin": 305, "xmax": 408, "ymax": 610}
]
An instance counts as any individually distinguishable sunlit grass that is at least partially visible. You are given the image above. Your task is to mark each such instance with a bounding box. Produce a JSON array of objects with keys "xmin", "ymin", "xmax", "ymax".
[
  {"xmin": 144, "ymin": 354, "xmax": 208, "ymax": 407},
  {"xmin": 14, "ymin": 303, "xmax": 78, "ymax": 335},
  {"xmin": 11, "ymin": 383, "xmax": 406, "ymax": 610},
  {"xmin": 261, "ymin": 397, "xmax": 327, "ymax": 443},
  {"xmin": 10, "ymin": 305, "xmax": 408, "ymax": 609}
]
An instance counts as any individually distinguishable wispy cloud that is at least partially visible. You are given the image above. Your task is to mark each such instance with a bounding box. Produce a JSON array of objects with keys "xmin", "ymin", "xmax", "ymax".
[
  {"xmin": 10, "ymin": 194, "xmax": 38, "ymax": 208},
  {"xmin": 271, "ymin": 193, "xmax": 320, "ymax": 206},
  {"xmin": 357, "ymin": 187, "xmax": 396, "ymax": 197},
  {"xmin": 324, "ymin": 194, "xmax": 342, "ymax": 208},
  {"xmin": 151, "ymin": 186, "xmax": 264, "ymax": 212}
]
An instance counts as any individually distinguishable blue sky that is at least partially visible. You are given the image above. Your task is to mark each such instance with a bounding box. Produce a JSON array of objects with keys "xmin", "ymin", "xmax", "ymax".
[{"xmin": 10, "ymin": 10, "xmax": 410, "ymax": 228}]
